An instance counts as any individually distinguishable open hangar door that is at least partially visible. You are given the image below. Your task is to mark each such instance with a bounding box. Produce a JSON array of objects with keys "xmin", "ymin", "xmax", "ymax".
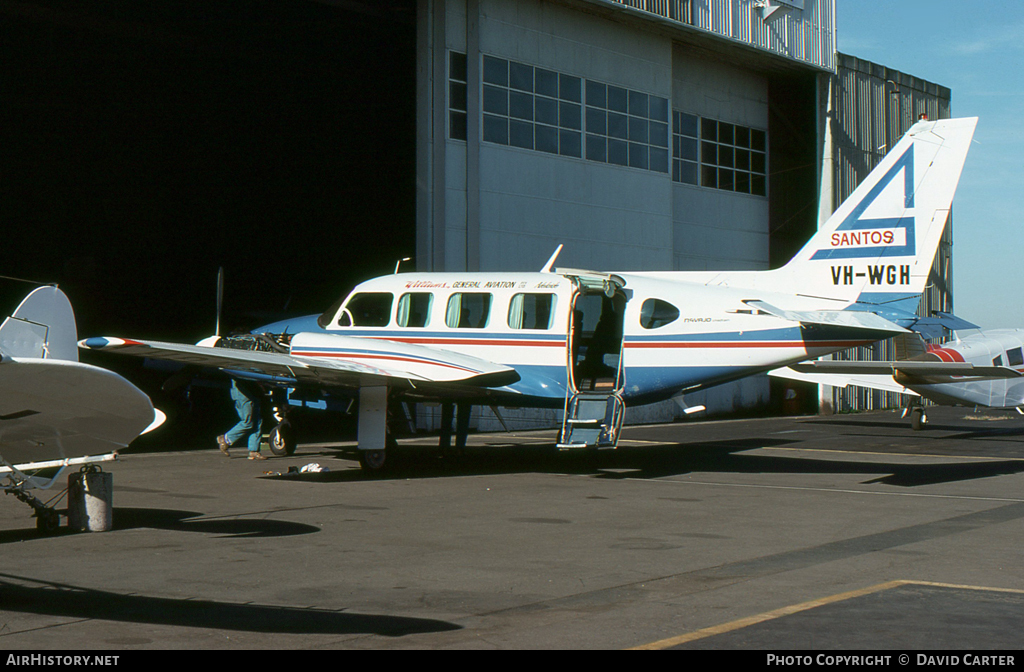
[{"xmin": 1, "ymin": 0, "xmax": 417, "ymax": 342}]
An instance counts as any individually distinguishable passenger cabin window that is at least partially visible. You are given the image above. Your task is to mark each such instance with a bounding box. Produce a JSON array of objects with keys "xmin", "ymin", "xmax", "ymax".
[
  {"xmin": 1007, "ymin": 347, "xmax": 1023, "ymax": 367},
  {"xmin": 639, "ymin": 298, "xmax": 680, "ymax": 329},
  {"xmin": 339, "ymin": 292, "xmax": 393, "ymax": 327},
  {"xmin": 397, "ymin": 293, "xmax": 432, "ymax": 328},
  {"xmin": 508, "ymin": 293, "xmax": 557, "ymax": 330},
  {"xmin": 446, "ymin": 293, "xmax": 492, "ymax": 329}
]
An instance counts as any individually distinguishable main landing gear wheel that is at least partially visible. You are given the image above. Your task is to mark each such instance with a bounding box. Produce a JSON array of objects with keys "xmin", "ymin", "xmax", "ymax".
[
  {"xmin": 358, "ymin": 435, "xmax": 398, "ymax": 473},
  {"xmin": 910, "ymin": 407, "xmax": 927, "ymax": 431},
  {"xmin": 268, "ymin": 422, "xmax": 296, "ymax": 456}
]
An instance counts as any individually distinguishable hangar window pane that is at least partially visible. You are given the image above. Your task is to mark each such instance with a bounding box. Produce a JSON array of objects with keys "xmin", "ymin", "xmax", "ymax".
[
  {"xmin": 607, "ymin": 86, "xmax": 627, "ymax": 113},
  {"xmin": 629, "ymin": 117, "xmax": 648, "ymax": 143},
  {"xmin": 586, "ymin": 80, "xmax": 606, "ymax": 108},
  {"xmin": 650, "ymin": 96, "xmax": 669, "ymax": 123},
  {"xmin": 397, "ymin": 293, "xmax": 432, "ymax": 328},
  {"xmin": 640, "ymin": 299, "xmax": 680, "ymax": 329},
  {"xmin": 608, "ymin": 139, "xmax": 628, "ymax": 166},
  {"xmin": 677, "ymin": 112, "xmax": 698, "ymax": 137},
  {"xmin": 560, "ymin": 74, "xmax": 581, "ymax": 103},
  {"xmin": 447, "ymin": 293, "xmax": 492, "ymax": 329},
  {"xmin": 560, "ymin": 102, "xmax": 581, "ymax": 130},
  {"xmin": 650, "ymin": 121, "xmax": 668, "ymax": 148},
  {"xmin": 483, "ymin": 115, "xmax": 508, "ymax": 145},
  {"xmin": 735, "ymin": 149, "xmax": 750, "ymax": 171},
  {"xmin": 735, "ymin": 126, "xmax": 750, "ymax": 148},
  {"xmin": 586, "ymin": 134, "xmax": 606, "ymax": 162},
  {"xmin": 343, "ymin": 293, "xmax": 393, "ymax": 328},
  {"xmin": 628, "ymin": 90, "xmax": 648, "ymax": 117},
  {"xmin": 450, "ymin": 52, "xmax": 467, "ymax": 82},
  {"xmin": 735, "ymin": 171, "xmax": 750, "ymax": 194},
  {"xmin": 608, "ymin": 112, "xmax": 628, "ymax": 140},
  {"xmin": 484, "ymin": 56, "xmax": 508, "ymax": 86},
  {"xmin": 751, "ymin": 129, "xmax": 766, "ymax": 151},
  {"xmin": 702, "ymin": 164, "xmax": 718, "ymax": 188},
  {"xmin": 629, "ymin": 143, "xmax": 648, "ymax": 170},
  {"xmin": 449, "ymin": 112, "xmax": 467, "ymax": 142},
  {"xmin": 751, "ymin": 174, "xmax": 766, "ymax": 196},
  {"xmin": 509, "ymin": 293, "xmax": 557, "ymax": 330},
  {"xmin": 586, "ymin": 107, "xmax": 606, "ymax": 135},
  {"xmin": 510, "ymin": 61, "xmax": 533, "ymax": 92},
  {"xmin": 536, "ymin": 125, "xmax": 558, "ymax": 154},
  {"xmin": 536, "ymin": 68, "xmax": 558, "ymax": 97},
  {"xmin": 483, "ymin": 85, "xmax": 508, "ymax": 115},
  {"xmin": 701, "ymin": 118, "xmax": 717, "ymax": 141},
  {"xmin": 535, "ymin": 96, "xmax": 557, "ymax": 125},
  {"xmin": 649, "ymin": 147, "xmax": 668, "ymax": 174},
  {"xmin": 510, "ymin": 119, "xmax": 534, "ymax": 149},
  {"xmin": 448, "ymin": 51, "xmax": 468, "ymax": 141},
  {"xmin": 509, "ymin": 91, "xmax": 533, "ymax": 120},
  {"xmin": 560, "ymin": 129, "xmax": 582, "ymax": 158}
]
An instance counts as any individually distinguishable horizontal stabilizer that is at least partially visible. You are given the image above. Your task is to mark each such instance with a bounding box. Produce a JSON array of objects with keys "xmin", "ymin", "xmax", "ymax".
[
  {"xmin": 769, "ymin": 367, "xmax": 919, "ymax": 396},
  {"xmin": 743, "ymin": 300, "xmax": 908, "ymax": 334}
]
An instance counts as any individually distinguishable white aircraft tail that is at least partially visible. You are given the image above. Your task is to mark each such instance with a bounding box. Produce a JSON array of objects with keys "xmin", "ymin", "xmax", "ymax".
[
  {"xmin": 0, "ymin": 286, "xmax": 79, "ymax": 362},
  {"xmin": 771, "ymin": 117, "xmax": 977, "ymax": 309}
]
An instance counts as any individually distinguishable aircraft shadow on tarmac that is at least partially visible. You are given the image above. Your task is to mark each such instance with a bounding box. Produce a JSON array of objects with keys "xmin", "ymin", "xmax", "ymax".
[
  {"xmin": 264, "ymin": 437, "xmax": 1024, "ymax": 489},
  {"xmin": 0, "ymin": 573, "xmax": 461, "ymax": 637},
  {"xmin": 0, "ymin": 508, "xmax": 321, "ymax": 545}
]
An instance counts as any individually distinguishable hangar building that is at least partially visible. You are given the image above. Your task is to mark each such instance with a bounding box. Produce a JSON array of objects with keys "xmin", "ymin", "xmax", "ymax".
[
  {"xmin": 2, "ymin": 0, "xmax": 952, "ymax": 424},
  {"xmin": 414, "ymin": 0, "xmax": 952, "ymax": 423}
]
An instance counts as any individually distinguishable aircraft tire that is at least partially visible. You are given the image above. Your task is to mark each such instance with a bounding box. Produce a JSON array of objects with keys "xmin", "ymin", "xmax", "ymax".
[
  {"xmin": 268, "ymin": 422, "xmax": 296, "ymax": 456},
  {"xmin": 910, "ymin": 408, "xmax": 925, "ymax": 431},
  {"xmin": 359, "ymin": 449, "xmax": 388, "ymax": 472},
  {"xmin": 358, "ymin": 435, "xmax": 399, "ymax": 473}
]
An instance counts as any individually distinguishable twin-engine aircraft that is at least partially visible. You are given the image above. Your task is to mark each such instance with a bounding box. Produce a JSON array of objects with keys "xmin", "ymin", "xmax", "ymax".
[
  {"xmin": 81, "ymin": 117, "xmax": 977, "ymax": 471},
  {"xmin": 772, "ymin": 327, "xmax": 1024, "ymax": 429},
  {"xmin": 0, "ymin": 286, "xmax": 163, "ymax": 531}
]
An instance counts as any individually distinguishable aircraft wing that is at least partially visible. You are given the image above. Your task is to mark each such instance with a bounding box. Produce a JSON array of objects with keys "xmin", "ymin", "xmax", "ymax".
[
  {"xmin": 0, "ymin": 356, "xmax": 163, "ymax": 469},
  {"xmin": 788, "ymin": 360, "xmax": 1024, "ymax": 380},
  {"xmin": 79, "ymin": 332, "xmax": 520, "ymax": 390}
]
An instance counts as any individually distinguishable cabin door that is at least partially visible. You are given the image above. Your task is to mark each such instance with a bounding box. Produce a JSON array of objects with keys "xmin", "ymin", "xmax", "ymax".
[{"xmin": 559, "ymin": 275, "xmax": 627, "ymax": 449}]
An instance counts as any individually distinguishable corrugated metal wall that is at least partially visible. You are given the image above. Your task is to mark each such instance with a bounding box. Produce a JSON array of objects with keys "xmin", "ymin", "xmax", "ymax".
[
  {"xmin": 602, "ymin": 0, "xmax": 836, "ymax": 72},
  {"xmin": 826, "ymin": 53, "xmax": 953, "ymax": 412}
]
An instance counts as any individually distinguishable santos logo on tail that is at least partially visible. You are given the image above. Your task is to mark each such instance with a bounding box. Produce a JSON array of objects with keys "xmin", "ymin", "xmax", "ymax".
[{"xmin": 812, "ymin": 146, "xmax": 915, "ymax": 260}]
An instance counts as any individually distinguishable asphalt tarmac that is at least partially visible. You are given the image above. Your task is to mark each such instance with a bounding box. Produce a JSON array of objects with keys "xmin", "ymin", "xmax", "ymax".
[{"xmin": 2, "ymin": 406, "xmax": 1023, "ymax": 650}]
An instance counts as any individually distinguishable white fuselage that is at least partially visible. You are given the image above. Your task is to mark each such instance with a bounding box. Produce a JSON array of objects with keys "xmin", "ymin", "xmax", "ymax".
[
  {"xmin": 910, "ymin": 330, "xmax": 1024, "ymax": 408},
  {"xmin": 265, "ymin": 270, "xmax": 887, "ymax": 407}
]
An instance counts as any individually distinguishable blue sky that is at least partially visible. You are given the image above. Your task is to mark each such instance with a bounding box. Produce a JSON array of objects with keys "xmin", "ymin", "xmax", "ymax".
[{"xmin": 836, "ymin": 0, "xmax": 1024, "ymax": 329}]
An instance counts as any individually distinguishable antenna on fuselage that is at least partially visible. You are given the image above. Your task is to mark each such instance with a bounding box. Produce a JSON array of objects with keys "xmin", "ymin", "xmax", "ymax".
[
  {"xmin": 540, "ymin": 245, "xmax": 563, "ymax": 273},
  {"xmin": 394, "ymin": 257, "xmax": 412, "ymax": 274},
  {"xmin": 215, "ymin": 266, "xmax": 224, "ymax": 337}
]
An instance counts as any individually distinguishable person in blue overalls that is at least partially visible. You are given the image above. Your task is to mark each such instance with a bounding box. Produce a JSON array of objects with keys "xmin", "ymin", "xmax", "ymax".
[{"xmin": 217, "ymin": 379, "xmax": 266, "ymax": 460}]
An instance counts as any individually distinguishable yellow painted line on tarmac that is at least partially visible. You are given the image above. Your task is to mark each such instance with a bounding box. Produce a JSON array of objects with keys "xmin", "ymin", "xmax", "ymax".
[{"xmin": 630, "ymin": 580, "xmax": 1024, "ymax": 650}]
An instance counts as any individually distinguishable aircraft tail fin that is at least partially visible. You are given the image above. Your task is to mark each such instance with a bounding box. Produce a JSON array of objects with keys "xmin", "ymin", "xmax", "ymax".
[
  {"xmin": 775, "ymin": 117, "xmax": 976, "ymax": 309},
  {"xmin": 0, "ymin": 286, "xmax": 79, "ymax": 361}
]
